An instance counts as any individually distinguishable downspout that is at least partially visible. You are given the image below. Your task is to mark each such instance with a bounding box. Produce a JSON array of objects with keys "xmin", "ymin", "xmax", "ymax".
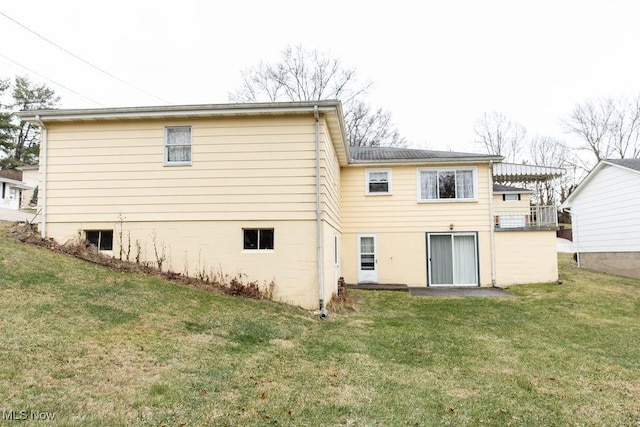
[
  {"xmin": 488, "ymin": 160, "xmax": 497, "ymax": 287},
  {"xmin": 35, "ymin": 115, "xmax": 47, "ymax": 238},
  {"xmin": 571, "ymin": 211, "xmax": 580, "ymax": 268},
  {"xmin": 314, "ymin": 106, "xmax": 328, "ymax": 319}
]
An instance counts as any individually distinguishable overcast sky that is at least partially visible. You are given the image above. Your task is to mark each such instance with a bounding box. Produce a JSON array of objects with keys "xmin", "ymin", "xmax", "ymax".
[{"xmin": 1, "ymin": 0, "xmax": 640, "ymax": 155}]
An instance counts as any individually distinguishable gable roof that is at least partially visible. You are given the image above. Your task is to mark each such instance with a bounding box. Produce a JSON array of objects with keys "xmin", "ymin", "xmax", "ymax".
[
  {"xmin": 350, "ymin": 146, "xmax": 502, "ymax": 164},
  {"xmin": 562, "ymin": 158, "xmax": 640, "ymax": 208},
  {"xmin": 605, "ymin": 158, "xmax": 640, "ymax": 172}
]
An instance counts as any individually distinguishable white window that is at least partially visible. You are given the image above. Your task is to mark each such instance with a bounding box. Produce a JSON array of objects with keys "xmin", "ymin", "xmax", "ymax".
[
  {"xmin": 164, "ymin": 126, "xmax": 192, "ymax": 165},
  {"xmin": 365, "ymin": 169, "xmax": 392, "ymax": 194},
  {"xmin": 243, "ymin": 228, "xmax": 274, "ymax": 251},
  {"xmin": 418, "ymin": 168, "xmax": 476, "ymax": 201},
  {"xmin": 503, "ymin": 194, "xmax": 520, "ymax": 201}
]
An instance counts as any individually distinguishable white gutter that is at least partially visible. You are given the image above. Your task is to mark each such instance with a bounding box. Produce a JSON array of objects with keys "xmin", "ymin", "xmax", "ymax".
[
  {"xmin": 488, "ymin": 160, "xmax": 497, "ymax": 287},
  {"xmin": 35, "ymin": 115, "xmax": 47, "ymax": 238},
  {"xmin": 314, "ymin": 105, "xmax": 328, "ymax": 319}
]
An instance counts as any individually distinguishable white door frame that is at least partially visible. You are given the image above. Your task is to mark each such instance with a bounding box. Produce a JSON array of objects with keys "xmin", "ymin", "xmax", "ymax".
[
  {"xmin": 426, "ymin": 232, "xmax": 479, "ymax": 287},
  {"xmin": 357, "ymin": 233, "xmax": 378, "ymax": 283}
]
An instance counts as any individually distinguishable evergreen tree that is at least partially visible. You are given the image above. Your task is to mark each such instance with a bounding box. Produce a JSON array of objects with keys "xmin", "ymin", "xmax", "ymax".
[{"xmin": 0, "ymin": 76, "xmax": 60, "ymax": 168}]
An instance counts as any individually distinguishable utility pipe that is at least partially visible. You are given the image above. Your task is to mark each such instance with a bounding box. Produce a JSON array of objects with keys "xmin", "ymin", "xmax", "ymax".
[
  {"xmin": 35, "ymin": 115, "xmax": 47, "ymax": 238},
  {"xmin": 488, "ymin": 160, "xmax": 497, "ymax": 287},
  {"xmin": 314, "ymin": 106, "xmax": 328, "ymax": 319}
]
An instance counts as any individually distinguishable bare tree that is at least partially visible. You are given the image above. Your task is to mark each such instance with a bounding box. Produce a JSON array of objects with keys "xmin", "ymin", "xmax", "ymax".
[
  {"xmin": 473, "ymin": 112, "xmax": 527, "ymax": 162},
  {"xmin": 528, "ymin": 136, "xmax": 572, "ymax": 205},
  {"xmin": 609, "ymin": 95, "xmax": 640, "ymax": 159},
  {"xmin": 564, "ymin": 96, "xmax": 640, "ymax": 172},
  {"xmin": 564, "ymin": 98, "xmax": 615, "ymax": 166},
  {"xmin": 229, "ymin": 45, "xmax": 406, "ymax": 147},
  {"xmin": 345, "ymin": 100, "xmax": 406, "ymax": 148}
]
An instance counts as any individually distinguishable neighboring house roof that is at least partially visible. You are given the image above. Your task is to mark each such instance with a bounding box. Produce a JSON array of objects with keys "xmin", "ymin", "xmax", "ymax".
[
  {"xmin": 0, "ymin": 176, "xmax": 32, "ymax": 190},
  {"xmin": 562, "ymin": 158, "xmax": 640, "ymax": 209},
  {"xmin": 604, "ymin": 158, "xmax": 640, "ymax": 172},
  {"xmin": 350, "ymin": 146, "xmax": 502, "ymax": 164},
  {"xmin": 0, "ymin": 169, "xmax": 23, "ymax": 181},
  {"xmin": 493, "ymin": 162, "xmax": 565, "ymax": 182},
  {"xmin": 492, "ymin": 184, "xmax": 533, "ymax": 194}
]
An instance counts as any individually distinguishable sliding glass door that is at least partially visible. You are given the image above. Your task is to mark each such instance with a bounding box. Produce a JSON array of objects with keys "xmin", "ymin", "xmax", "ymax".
[{"xmin": 427, "ymin": 233, "xmax": 478, "ymax": 286}]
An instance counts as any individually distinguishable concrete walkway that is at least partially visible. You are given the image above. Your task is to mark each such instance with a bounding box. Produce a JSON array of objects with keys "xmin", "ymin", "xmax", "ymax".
[
  {"xmin": 0, "ymin": 207, "xmax": 38, "ymax": 223},
  {"xmin": 557, "ymin": 237, "xmax": 574, "ymax": 253}
]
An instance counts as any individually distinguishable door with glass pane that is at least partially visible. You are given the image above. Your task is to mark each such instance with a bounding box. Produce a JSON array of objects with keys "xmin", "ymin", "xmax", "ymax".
[
  {"xmin": 358, "ymin": 234, "xmax": 377, "ymax": 283},
  {"xmin": 427, "ymin": 233, "xmax": 478, "ymax": 286}
]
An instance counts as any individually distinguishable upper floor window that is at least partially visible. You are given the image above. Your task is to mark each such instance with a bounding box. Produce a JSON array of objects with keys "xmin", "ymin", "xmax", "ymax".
[
  {"xmin": 418, "ymin": 168, "xmax": 476, "ymax": 201},
  {"xmin": 503, "ymin": 193, "xmax": 521, "ymax": 201},
  {"xmin": 366, "ymin": 169, "xmax": 392, "ymax": 195},
  {"xmin": 164, "ymin": 126, "xmax": 192, "ymax": 165}
]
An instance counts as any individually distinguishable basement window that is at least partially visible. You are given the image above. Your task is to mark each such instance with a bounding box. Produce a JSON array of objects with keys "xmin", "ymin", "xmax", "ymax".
[
  {"xmin": 243, "ymin": 229, "xmax": 274, "ymax": 250},
  {"xmin": 86, "ymin": 230, "xmax": 113, "ymax": 251}
]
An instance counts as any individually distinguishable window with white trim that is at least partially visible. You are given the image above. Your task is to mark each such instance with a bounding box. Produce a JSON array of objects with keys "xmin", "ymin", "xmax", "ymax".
[
  {"xmin": 86, "ymin": 230, "xmax": 113, "ymax": 251},
  {"xmin": 365, "ymin": 169, "xmax": 392, "ymax": 194},
  {"xmin": 243, "ymin": 228, "xmax": 274, "ymax": 250},
  {"xmin": 164, "ymin": 126, "xmax": 192, "ymax": 165},
  {"xmin": 418, "ymin": 168, "xmax": 476, "ymax": 201},
  {"xmin": 503, "ymin": 193, "xmax": 521, "ymax": 201}
]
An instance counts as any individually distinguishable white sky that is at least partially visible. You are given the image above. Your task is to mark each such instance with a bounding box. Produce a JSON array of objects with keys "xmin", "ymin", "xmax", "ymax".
[{"xmin": 1, "ymin": 0, "xmax": 640, "ymax": 155}]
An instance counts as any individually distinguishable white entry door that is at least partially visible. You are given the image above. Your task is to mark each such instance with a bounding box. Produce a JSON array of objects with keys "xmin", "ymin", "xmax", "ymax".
[
  {"xmin": 427, "ymin": 233, "xmax": 478, "ymax": 286},
  {"xmin": 358, "ymin": 234, "xmax": 378, "ymax": 283}
]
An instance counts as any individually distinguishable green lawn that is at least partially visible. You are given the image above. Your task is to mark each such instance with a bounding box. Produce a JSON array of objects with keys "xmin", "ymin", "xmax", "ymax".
[{"xmin": 0, "ymin": 222, "xmax": 638, "ymax": 426}]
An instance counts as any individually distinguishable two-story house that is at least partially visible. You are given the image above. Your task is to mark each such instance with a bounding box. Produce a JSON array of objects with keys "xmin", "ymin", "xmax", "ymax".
[{"xmin": 17, "ymin": 101, "xmax": 560, "ymax": 310}]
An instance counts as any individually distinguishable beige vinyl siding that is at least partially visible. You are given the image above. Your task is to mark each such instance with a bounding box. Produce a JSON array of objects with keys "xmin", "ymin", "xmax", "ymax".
[
  {"xmin": 320, "ymin": 120, "xmax": 341, "ymax": 231},
  {"xmin": 340, "ymin": 164, "xmax": 493, "ymax": 286},
  {"xmin": 44, "ymin": 116, "xmax": 321, "ymax": 223},
  {"xmin": 341, "ymin": 164, "xmax": 492, "ymax": 232},
  {"xmin": 492, "ymin": 193, "xmax": 531, "ymax": 209},
  {"xmin": 495, "ymin": 230, "xmax": 558, "ymax": 285}
]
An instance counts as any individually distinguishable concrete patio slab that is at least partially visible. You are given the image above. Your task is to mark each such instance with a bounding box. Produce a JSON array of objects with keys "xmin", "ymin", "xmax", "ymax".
[{"xmin": 408, "ymin": 287, "xmax": 515, "ymax": 298}]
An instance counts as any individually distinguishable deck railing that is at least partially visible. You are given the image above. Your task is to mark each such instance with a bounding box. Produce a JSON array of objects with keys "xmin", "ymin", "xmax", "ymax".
[{"xmin": 494, "ymin": 205, "xmax": 558, "ymax": 230}]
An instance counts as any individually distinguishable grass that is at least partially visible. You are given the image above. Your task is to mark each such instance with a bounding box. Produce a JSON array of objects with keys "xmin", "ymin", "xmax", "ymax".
[{"xmin": 0, "ymin": 221, "xmax": 639, "ymax": 426}]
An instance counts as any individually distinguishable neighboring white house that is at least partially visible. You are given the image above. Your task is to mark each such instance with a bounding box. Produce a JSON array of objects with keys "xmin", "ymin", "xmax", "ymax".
[
  {"xmin": 561, "ymin": 159, "xmax": 640, "ymax": 279},
  {"xmin": 0, "ymin": 169, "xmax": 33, "ymax": 210},
  {"xmin": 17, "ymin": 165, "xmax": 39, "ymax": 207}
]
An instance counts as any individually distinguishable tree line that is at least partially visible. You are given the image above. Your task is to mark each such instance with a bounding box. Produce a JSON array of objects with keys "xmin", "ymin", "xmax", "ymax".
[{"xmin": 3, "ymin": 45, "xmax": 637, "ymax": 185}]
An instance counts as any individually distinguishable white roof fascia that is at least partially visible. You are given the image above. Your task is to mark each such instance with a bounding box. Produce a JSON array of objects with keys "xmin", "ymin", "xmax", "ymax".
[
  {"xmin": 0, "ymin": 176, "xmax": 33, "ymax": 190},
  {"xmin": 561, "ymin": 161, "xmax": 607, "ymax": 209}
]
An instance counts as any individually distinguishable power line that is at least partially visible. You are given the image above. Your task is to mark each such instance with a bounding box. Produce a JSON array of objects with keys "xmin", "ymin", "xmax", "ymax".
[
  {"xmin": 0, "ymin": 9, "xmax": 172, "ymax": 105},
  {"xmin": 0, "ymin": 52, "xmax": 106, "ymax": 107}
]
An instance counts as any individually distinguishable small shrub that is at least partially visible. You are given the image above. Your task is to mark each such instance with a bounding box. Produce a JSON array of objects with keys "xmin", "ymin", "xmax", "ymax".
[{"xmin": 327, "ymin": 277, "xmax": 360, "ymax": 314}]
